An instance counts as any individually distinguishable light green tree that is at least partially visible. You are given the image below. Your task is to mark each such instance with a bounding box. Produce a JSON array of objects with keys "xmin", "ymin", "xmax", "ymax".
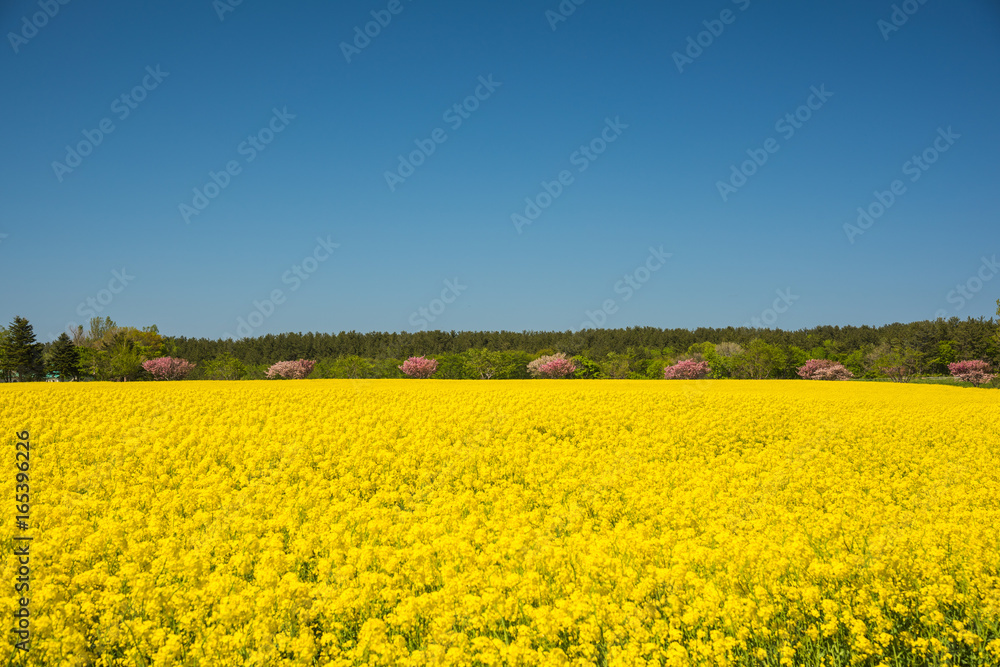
[
  {"xmin": 463, "ymin": 348, "xmax": 500, "ymax": 379},
  {"xmin": 599, "ymin": 351, "xmax": 631, "ymax": 379},
  {"xmin": 865, "ymin": 342, "xmax": 922, "ymax": 383},
  {"xmin": 733, "ymin": 339, "xmax": 786, "ymax": 379},
  {"xmin": 203, "ymin": 353, "xmax": 248, "ymax": 380}
]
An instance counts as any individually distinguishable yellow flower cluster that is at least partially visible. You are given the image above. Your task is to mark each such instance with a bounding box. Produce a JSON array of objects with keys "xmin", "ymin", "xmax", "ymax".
[{"xmin": 2, "ymin": 380, "xmax": 999, "ymax": 666}]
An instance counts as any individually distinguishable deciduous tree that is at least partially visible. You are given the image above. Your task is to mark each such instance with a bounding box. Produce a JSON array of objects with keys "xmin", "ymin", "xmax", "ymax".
[
  {"xmin": 533, "ymin": 357, "xmax": 577, "ymax": 378},
  {"xmin": 528, "ymin": 353, "xmax": 577, "ymax": 378},
  {"xmin": 866, "ymin": 343, "xmax": 921, "ymax": 383},
  {"xmin": 463, "ymin": 348, "xmax": 500, "ymax": 379},
  {"xmin": 266, "ymin": 360, "xmax": 316, "ymax": 379},
  {"xmin": 399, "ymin": 356, "xmax": 438, "ymax": 378},
  {"xmin": 948, "ymin": 360, "xmax": 995, "ymax": 387},
  {"xmin": 797, "ymin": 359, "xmax": 853, "ymax": 380},
  {"xmin": 732, "ymin": 339, "xmax": 785, "ymax": 379},
  {"xmin": 204, "ymin": 353, "xmax": 248, "ymax": 380},
  {"xmin": 663, "ymin": 359, "xmax": 711, "ymax": 379},
  {"xmin": 142, "ymin": 356, "xmax": 196, "ymax": 380}
]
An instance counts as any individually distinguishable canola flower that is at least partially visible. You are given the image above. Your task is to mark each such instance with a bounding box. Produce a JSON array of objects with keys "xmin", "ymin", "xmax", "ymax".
[{"xmin": 1, "ymin": 380, "xmax": 999, "ymax": 666}]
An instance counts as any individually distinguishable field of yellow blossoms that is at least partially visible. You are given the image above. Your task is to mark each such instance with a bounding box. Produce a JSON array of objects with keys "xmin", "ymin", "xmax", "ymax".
[{"xmin": 2, "ymin": 380, "xmax": 999, "ymax": 666}]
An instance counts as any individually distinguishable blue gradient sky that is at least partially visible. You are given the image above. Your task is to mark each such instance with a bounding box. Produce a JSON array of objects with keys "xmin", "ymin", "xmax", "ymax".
[{"xmin": 2, "ymin": 0, "xmax": 998, "ymax": 341}]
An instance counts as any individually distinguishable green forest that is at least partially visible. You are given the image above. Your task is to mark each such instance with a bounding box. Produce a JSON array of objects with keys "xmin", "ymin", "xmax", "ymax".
[{"xmin": 2, "ymin": 303, "xmax": 998, "ymax": 385}]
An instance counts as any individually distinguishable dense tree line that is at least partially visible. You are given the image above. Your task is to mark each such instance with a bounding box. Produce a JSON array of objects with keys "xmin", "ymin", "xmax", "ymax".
[
  {"xmin": 2, "ymin": 306, "xmax": 998, "ymax": 383},
  {"xmin": 166, "ymin": 314, "xmax": 999, "ymax": 378}
]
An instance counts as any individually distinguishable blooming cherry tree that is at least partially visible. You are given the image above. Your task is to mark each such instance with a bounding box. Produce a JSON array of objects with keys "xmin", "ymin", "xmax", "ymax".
[
  {"xmin": 797, "ymin": 359, "xmax": 854, "ymax": 381},
  {"xmin": 266, "ymin": 359, "xmax": 316, "ymax": 379},
  {"xmin": 948, "ymin": 360, "xmax": 995, "ymax": 387},
  {"xmin": 663, "ymin": 359, "xmax": 710, "ymax": 379},
  {"xmin": 528, "ymin": 353, "xmax": 577, "ymax": 378},
  {"xmin": 142, "ymin": 356, "xmax": 196, "ymax": 381},
  {"xmin": 536, "ymin": 358, "xmax": 577, "ymax": 379},
  {"xmin": 399, "ymin": 356, "xmax": 438, "ymax": 378}
]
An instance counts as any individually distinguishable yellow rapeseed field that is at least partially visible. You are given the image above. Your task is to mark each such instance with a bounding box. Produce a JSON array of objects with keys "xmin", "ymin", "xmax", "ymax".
[{"xmin": 1, "ymin": 380, "xmax": 999, "ymax": 666}]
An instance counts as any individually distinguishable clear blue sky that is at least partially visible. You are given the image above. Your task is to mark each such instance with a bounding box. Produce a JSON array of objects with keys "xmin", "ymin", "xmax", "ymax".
[{"xmin": 2, "ymin": 0, "xmax": 998, "ymax": 342}]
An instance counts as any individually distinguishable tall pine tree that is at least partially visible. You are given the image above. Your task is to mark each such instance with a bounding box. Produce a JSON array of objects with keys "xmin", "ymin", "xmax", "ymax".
[
  {"xmin": 48, "ymin": 332, "xmax": 81, "ymax": 381},
  {"xmin": 4, "ymin": 316, "xmax": 44, "ymax": 381}
]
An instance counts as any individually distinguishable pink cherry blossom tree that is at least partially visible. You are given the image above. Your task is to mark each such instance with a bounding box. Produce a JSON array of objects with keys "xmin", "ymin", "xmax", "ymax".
[
  {"xmin": 266, "ymin": 359, "xmax": 316, "ymax": 379},
  {"xmin": 536, "ymin": 357, "xmax": 577, "ymax": 378},
  {"xmin": 948, "ymin": 360, "xmax": 995, "ymax": 387},
  {"xmin": 399, "ymin": 356, "xmax": 438, "ymax": 378},
  {"xmin": 142, "ymin": 356, "xmax": 196, "ymax": 381},
  {"xmin": 663, "ymin": 359, "xmax": 710, "ymax": 379},
  {"xmin": 797, "ymin": 359, "xmax": 854, "ymax": 380},
  {"xmin": 528, "ymin": 353, "xmax": 577, "ymax": 378}
]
